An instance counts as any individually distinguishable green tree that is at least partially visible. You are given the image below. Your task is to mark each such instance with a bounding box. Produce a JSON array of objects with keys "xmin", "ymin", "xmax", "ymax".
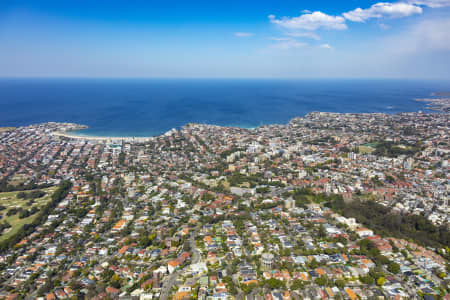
[
  {"xmin": 315, "ymin": 276, "xmax": 327, "ymax": 286},
  {"xmin": 335, "ymin": 279, "xmax": 346, "ymax": 289},
  {"xmin": 388, "ymin": 262, "xmax": 400, "ymax": 274},
  {"xmin": 266, "ymin": 278, "xmax": 285, "ymax": 289},
  {"xmin": 241, "ymin": 283, "xmax": 257, "ymax": 295},
  {"xmin": 290, "ymin": 279, "xmax": 304, "ymax": 290},
  {"xmin": 359, "ymin": 275, "xmax": 374, "ymax": 285}
]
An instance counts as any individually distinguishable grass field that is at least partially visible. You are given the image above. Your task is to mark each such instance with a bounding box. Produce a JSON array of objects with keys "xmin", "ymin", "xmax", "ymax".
[
  {"xmin": 0, "ymin": 187, "xmax": 56, "ymax": 241},
  {"xmin": 358, "ymin": 146, "xmax": 375, "ymax": 154},
  {"xmin": 362, "ymin": 142, "xmax": 379, "ymax": 148}
]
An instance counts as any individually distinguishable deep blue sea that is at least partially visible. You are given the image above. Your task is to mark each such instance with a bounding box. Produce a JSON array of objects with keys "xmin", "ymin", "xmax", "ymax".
[{"xmin": 1, "ymin": 78, "xmax": 449, "ymax": 137}]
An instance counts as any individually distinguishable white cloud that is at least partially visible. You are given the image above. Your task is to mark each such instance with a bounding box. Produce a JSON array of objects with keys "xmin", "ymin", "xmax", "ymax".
[
  {"xmin": 285, "ymin": 32, "xmax": 321, "ymax": 40},
  {"xmin": 270, "ymin": 38, "xmax": 308, "ymax": 50},
  {"xmin": 269, "ymin": 11, "xmax": 347, "ymax": 30},
  {"xmin": 392, "ymin": 18, "xmax": 450, "ymax": 52},
  {"xmin": 409, "ymin": 0, "xmax": 450, "ymax": 7},
  {"xmin": 270, "ymin": 37, "xmax": 292, "ymax": 41},
  {"xmin": 319, "ymin": 43, "xmax": 333, "ymax": 49},
  {"xmin": 234, "ymin": 32, "xmax": 254, "ymax": 37},
  {"xmin": 343, "ymin": 2, "xmax": 422, "ymax": 22},
  {"xmin": 379, "ymin": 23, "xmax": 391, "ymax": 29}
]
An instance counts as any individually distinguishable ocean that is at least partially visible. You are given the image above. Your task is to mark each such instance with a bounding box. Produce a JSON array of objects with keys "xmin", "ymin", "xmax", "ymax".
[{"xmin": 1, "ymin": 78, "xmax": 449, "ymax": 137}]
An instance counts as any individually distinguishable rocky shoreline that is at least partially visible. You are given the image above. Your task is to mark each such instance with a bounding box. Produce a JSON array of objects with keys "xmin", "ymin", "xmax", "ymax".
[{"xmin": 415, "ymin": 97, "xmax": 450, "ymax": 112}]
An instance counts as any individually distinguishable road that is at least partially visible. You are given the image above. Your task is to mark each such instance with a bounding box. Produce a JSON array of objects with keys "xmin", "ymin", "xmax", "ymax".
[
  {"xmin": 160, "ymin": 269, "xmax": 181, "ymax": 300},
  {"xmin": 189, "ymin": 227, "xmax": 201, "ymax": 264},
  {"xmin": 160, "ymin": 227, "xmax": 201, "ymax": 299}
]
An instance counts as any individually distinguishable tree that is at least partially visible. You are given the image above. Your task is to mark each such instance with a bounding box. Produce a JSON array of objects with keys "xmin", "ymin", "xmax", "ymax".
[
  {"xmin": 335, "ymin": 279, "xmax": 346, "ymax": 289},
  {"xmin": 118, "ymin": 152, "xmax": 126, "ymax": 165},
  {"xmin": 374, "ymin": 255, "xmax": 390, "ymax": 265},
  {"xmin": 317, "ymin": 225, "xmax": 327, "ymax": 238},
  {"xmin": 308, "ymin": 258, "xmax": 319, "ymax": 269},
  {"xmin": 377, "ymin": 277, "xmax": 386, "ymax": 286},
  {"xmin": 290, "ymin": 279, "xmax": 304, "ymax": 290},
  {"xmin": 144, "ymin": 282, "xmax": 152, "ymax": 291},
  {"xmin": 327, "ymin": 198, "xmax": 450, "ymax": 249},
  {"xmin": 388, "ymin": 262, "xmax": 400, "ymax": 274},
  {"xmin": 223, "ymin": 276, "xmax": 237, "ymax": 294},
  {"xmin": 266, "ymin": 278, "xmax": 285, "ymax": 289},
  {"xmin": 359, "ymin": 275, "xmax": 374, "ymax": 285},
  {"xmin": 315, "ymin": 276, "xmax": 327, "ymax": 286},
  {"xmin": 110, "ymin": 274, "xmax": 122, "ymax": 288},
  {"xmin": 241, "ymin": 283, "xmax": 257, "ymax": 295},
  {"xmin": 336, "ymin": 235, "xmax": 348, "ymax": 246}
]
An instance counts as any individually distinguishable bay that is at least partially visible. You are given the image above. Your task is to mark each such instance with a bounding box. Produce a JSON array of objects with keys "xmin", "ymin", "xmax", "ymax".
[{"xmin": 0, "ymin": 78, "xmax": 449, "ymax": 137}]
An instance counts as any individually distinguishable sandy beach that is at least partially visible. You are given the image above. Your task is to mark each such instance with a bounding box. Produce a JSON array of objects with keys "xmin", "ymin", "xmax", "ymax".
[{"xmin": 52, "ymin": 131, "xmax": 155, "ymax": 142}]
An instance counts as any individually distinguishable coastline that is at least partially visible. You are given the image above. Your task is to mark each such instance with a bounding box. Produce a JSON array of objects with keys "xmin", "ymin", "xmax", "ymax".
[
  {"xmin": 0, "ymin": 127, "xmax": 16, "ymax": 132},
  {"xmin": 2, "ymin": 79, "xmax": 448, "ymax": 140},
  {"xmin": 53, "ymin": 122, "xmax": 259, "ymax": 141},
  {"xmin": 43, "ymin": 96, "xmax": 449, "ymax": 142},
  {"xmin": 52, "ymin": 131, "xmax": 155, "ymax": 142},
  {"xmin": 414, "ymin": 97, "xmax": 450, "ymax": 112}
]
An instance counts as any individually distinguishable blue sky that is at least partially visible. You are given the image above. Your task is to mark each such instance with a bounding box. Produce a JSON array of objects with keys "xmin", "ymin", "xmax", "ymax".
[{"xmin": 0, "ymin": 0, "xmax": 449, "ymax": 78}]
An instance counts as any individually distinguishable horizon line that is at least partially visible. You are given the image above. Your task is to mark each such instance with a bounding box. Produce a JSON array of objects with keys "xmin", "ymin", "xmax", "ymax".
[{"xmin": 0, "ymin": 76, "xmax": 450, "ymax": 81}]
